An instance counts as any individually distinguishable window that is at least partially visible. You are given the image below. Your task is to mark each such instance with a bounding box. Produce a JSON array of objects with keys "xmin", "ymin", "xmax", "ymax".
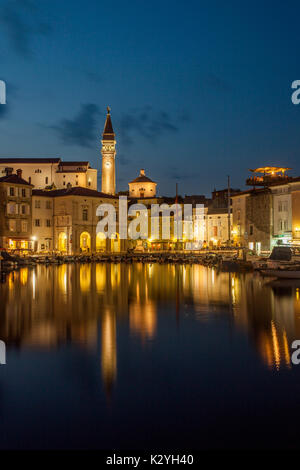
[
  {"xmin": 21, "ymin": 220, "xmax": 28, "ymax": 232},
  {"xmin": 35, "ymin": 219, "xmax": 41, "ymax": 227},
  {"xmin": 45, "ymin": 177, "xmax": 48, "ymax": 185},
  {"xmin": 21, "ymin": 205, "xmax": 26, "ymax": 215},
  {"xmin": 29, "ymin": 177, "xmax": 31, "ymax": 184},
  {"xmin": 82, "ymin": 209, "xmax": 88, "ymax": 221},
  {"xmin": 9, "ymin": 187, "xmax": 15, "ymax": 196},
  {"xmin": 7, "ymin": 203, "xmax": 16, "ymax": 214},
  {"xmin": 46, "ymin": 200, "xmax": 51, "ymax": 209},
  {"xmin": 249, "ymin": 225, "xmax": 253, "ymax": 236},
  {"xmin": 35, "ymin": 200, "xmax": 41, "ymax": 209},
  {"xmin": 278, "ymin": 202, "xmax": 282, "ymax": 212},
  {"xmin": 9, "ymin": 219, "xmax": 16, "ymax": 232},
  {"xmin": 284, "ymin": 220, "xmax": 288, "ymax": 230},
  {"xmin": 46, "ymin": 219, "xmax": 51, "ymax": 227},
  {"xmin": 21, "ymin": 188, "xmax": 26, "ymax": 197}
]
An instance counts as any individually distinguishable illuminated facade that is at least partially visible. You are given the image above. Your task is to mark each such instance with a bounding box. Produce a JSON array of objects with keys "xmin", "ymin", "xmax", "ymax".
[
  {"xmin": 129, "ymin": 169, "xmax": 157, "ymax": 198},
  {"xmin": 0, "ymin": 169, "xmax": 33, "ymax": 252},
  {"xmin": 0, "ymin": 158, "xmax": 97, "ymax": 190},
  {"xmin": 101, "ymin": 107, "xmax": 116, "ymax": 195}
]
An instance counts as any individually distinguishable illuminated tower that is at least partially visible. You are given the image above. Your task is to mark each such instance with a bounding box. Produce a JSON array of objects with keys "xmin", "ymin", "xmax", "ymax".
[{"xmin": 101, "ymin": 106, "xmax": 116, "ymax": 195}]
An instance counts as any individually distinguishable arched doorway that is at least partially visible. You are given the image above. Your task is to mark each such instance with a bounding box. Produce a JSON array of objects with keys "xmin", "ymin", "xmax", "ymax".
[
  {"xmin": 111, "ymin": 233, "xmax": 120, "ymax": 252},
  {"xmin": 96, "ymin": 232, "xmax": 107, "ymax": 252},
  {"xmin": 58, "ymin": 232, "xmax": 67, "ymax": 253},
  {"xmin": 80, "ymin": 231, "xmax": 91, "ymax": 253}
]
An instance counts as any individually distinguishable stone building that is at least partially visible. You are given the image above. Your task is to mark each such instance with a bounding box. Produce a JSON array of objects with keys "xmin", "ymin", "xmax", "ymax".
[
  {"xmin": 32, "ymin": 187, "xmax": 123, "ymax": 254},
  {"xmin": 32, "ymin": 192, "xmax": 54, "ymax": 252},
  {"xmin": 205, "ymin": 188, "xmax": 240, "ymax": 246},
  {"xmin": 232, "ymin": 188, "xmax": 273, "ymax": 252},
  {"xmin": 0, "ymin": 158, "xmax": 97, "ymax": 190},
  {"xmin": 129, "ymin": 169, "xmax": 157, "ymax": 198},
  {"xmin": 0, "ymin": 169, "xmax": 33, "ymax": 252},
  {"xmin": 101, "ymin": 107, "xmax": 116, "ymax": 195}
]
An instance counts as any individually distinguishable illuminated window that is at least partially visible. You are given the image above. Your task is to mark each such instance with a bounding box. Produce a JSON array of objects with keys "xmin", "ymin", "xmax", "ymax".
[{"xmin": 9, "ymin": 219, "xmax": 16, "ymax": 232}]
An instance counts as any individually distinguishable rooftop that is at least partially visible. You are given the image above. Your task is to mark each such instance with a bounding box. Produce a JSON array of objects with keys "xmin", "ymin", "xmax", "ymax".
[
  {"xmin": 129, "ymin": 169, "xmax": 156, "ymax": 184},
  {"xmin": 32, "ymin": 187, "xmax": 118, "ymax": 198},
  {"xmin": 0, "ymin": 174, "xmax": 33, "ymax": 186},
  {"xmin": 0, "ymin": 157, "xmax": 61, "ymax": 164},
  {"xmin": 102, "ymin": 106, "xmax": 115, "ymax": 141}
]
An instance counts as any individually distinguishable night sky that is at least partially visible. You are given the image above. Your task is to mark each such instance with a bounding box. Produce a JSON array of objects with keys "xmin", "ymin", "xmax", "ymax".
[{"xmin": 1, "ymin": 0, "xmax": 300, "ymax": 196}]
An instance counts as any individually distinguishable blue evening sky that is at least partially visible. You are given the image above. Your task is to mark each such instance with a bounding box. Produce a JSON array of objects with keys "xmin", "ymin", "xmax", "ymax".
[{"xmin": 0, "ymin": 0, "xmax": 300, "ymax": 196}]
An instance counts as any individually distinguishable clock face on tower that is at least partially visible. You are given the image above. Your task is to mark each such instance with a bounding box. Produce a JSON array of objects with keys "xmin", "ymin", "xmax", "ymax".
[{"xmin": 105, "ymin": 161, "xmax": 111, "ymax": 169}]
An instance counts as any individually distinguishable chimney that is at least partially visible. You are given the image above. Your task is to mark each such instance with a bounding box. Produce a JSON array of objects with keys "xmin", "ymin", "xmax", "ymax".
[
  {"xmin": 140, "ymin": 169, "xmax": 145, "ymax": 176},
  {"xmin": 16, "ymin": 169, "xmax": 22, "ymax": 179},
  {"xmin": 5, "ymin": 167, "xmax": 13, "ymax": 176}
]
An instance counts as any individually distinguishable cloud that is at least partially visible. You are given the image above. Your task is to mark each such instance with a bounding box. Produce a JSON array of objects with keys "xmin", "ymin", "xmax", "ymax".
[
  {"xmin": 168, "ymin": 166, "xmax": 193, "ymax": 181},
  {"xmin": 50, "ymin": 103, "xmax": 100, "ymax": 148},
  {"xmin": 118, "ymin": 106, "xmax": 183, "ymax": 146},
  {"xmin": 0, "ymin": 0, "xmax": 52, "ymax": 58}
]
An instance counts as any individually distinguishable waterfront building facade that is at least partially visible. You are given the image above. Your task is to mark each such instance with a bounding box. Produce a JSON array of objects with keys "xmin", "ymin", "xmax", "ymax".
[
  {"xmin": 32, "ymin": 187, "xmax": 122, "ymax": 254},
  {"xmin": 0, "ymin": 169, "xmax": 33, "ymax": 252}
]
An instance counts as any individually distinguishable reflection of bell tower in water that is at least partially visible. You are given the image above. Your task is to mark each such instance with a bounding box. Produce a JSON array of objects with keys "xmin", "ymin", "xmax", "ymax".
[{"xmin": 101, "ymin": 106, "xmax": 116, "ymax": 195}]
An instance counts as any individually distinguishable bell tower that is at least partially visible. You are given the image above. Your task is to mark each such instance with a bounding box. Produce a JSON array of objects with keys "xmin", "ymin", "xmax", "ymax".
[{"xmin": 101, "ymin": 106, "xmax": 116, "ymax": 195}]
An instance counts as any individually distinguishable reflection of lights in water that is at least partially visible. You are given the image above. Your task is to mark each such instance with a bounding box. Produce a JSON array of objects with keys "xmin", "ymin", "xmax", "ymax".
[
  {"xmin": 231, "ymin": 288, "xmax": 236, "ymax": 305},
  {"xmin": 296, "ymin": 288, "xmax": 300, "ymax": 301},
  {"xmin": 211, "ymin": 269, "xmax": 215, "ymax": 284},
  {"xmin": 130, "ymin": 300, "xmax": 157, "ymax": 340},
  {"xmin": 110, "ymin": 264, "xmax": 120, "ymax": 288},
  {"xmin": 58, "ymin": 265, "xmax": 67, "ymax": 294},
  {"xmin": 96, "ymin": 264, "xmax": 106, "ymax": 292},
  {"xmin": 20, "ymin": 268, "xmax": 28, "ymax": 285},
  {"xmin": 8, "ymin": 273, "xmax": 14, "ymax": 290},
  {"xmin": 101, "ymin": 310, "xmax": 117, "ymax": 397},
  {"xmin": 80, "ymin": 265, "xmax": 91, "ymax": 292},
  {"xmin": 283, "ymin": 329, "xmax": 291, "ymax": 368},
  {"xmin": 271, "ymin": 321, "xmax": 280, "ymax": 370},
  {"xmin": 32, "ymin": 271, "xmax": 36, "ymax": 299},
  {"xmin": 232, "ymin": 277, "xmax": 235, "ymax": 287}
]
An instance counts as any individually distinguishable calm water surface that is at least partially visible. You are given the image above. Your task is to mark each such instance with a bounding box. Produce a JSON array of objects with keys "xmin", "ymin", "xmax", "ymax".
[{"xmin": 0, "ymin": 263, "xmax": 300, "ymax": 450}]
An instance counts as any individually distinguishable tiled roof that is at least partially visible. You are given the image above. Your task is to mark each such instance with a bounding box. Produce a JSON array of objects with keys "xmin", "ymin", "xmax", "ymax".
[
  {"xmin": 0, "ymin": 158, "xmax": 61, "ymax": 164},
  {"xmin": 32, "ymin": 187, "xmax": 118, "ymax": 198},
  {"xmin": 58, "ymin": 161, "xmax": 89, "ymax": 166},
  {"xmin": 129, "ymin": 175, "xmax": 156, "ymax": 184},
  {"xmin": 0, "ymin": 174, "xmax": 32, "ymax": 186}
]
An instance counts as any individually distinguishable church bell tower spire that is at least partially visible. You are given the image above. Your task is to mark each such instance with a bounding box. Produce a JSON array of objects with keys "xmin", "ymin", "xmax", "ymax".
[{"xmin": 101, "ymin": 106, "xmax": 116, "ymax": 195}]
